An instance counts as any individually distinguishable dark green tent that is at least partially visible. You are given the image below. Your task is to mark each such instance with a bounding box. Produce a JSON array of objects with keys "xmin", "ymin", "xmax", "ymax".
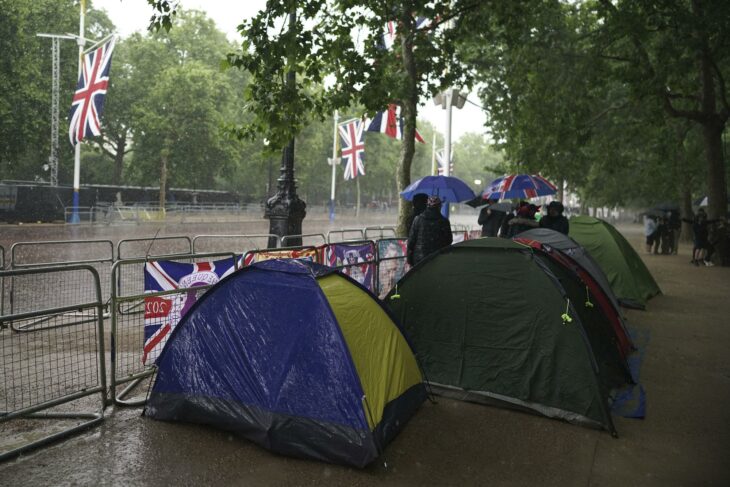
[
  {"xmin": 569, "ymin": 216, "xmax": 661, "ymax": 309},
  {"xmin": 387, "ymin": 238, "xmax": 628, "ymax": 434}
]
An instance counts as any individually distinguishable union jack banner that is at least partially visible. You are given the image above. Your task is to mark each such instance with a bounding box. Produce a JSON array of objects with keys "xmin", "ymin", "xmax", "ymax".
[
  {"xmin": 68, "ymin": 36, "xmax": 116, "ymax": 145},
  {"xmin": 366, "ymin": 104, "xmax": 426, "ymax": 144},
  {"xmin": 338, "ymin": 119, "xmax": 366, "ymax": 180},
  {"xmin": 142, "ymin": 258, "xmax": 236, "ymax": 364},
  {"xmin": 436, "ymin": 148, "xmax": 454, "ymax": 175}
]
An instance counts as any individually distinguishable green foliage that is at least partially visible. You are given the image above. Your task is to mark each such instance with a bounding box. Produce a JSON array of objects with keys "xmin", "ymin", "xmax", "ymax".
[{"xmin": 0, "ymin": 0, "xmax": 110, "ymax": 183}]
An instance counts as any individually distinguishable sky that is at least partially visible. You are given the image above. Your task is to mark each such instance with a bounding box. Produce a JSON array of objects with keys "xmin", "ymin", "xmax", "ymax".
[{"xmin": 93, "ymin": 0, "xmax": 489, "ymax": 142}]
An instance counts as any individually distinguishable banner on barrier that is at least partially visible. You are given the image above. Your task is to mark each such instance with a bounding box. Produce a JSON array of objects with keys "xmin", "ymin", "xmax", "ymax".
[
  {"xmin": 376, "ymin": 239, "xmax": 410, "ymax": 298},
  {"xmin": 143, "ymin": 258, "xmax": 236, "ymax": 364},
  {"xmin": 323, "ymin": 242, "xmax": 376, "ymax": 291},
  {"xmin": 243, "ymin": 248, "xmax": 319, "ymax": 266}
]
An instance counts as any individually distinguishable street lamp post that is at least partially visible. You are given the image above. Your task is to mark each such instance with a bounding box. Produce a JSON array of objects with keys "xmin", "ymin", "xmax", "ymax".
[
  {"xmin": 264, "ymin": 11, "xmax": 306, "ymax": 248},
  {"xmin": 433, "ymin": 88, "xmax": 467, "ymax": 217}
]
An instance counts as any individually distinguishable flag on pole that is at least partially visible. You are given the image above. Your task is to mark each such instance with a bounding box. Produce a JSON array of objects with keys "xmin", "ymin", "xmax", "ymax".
[
  {"xmin": 365, "ymin": 104, "xmax": 426, "ymax": 143},
  {"xmin": 436, "ymin": 148, "xmax": 454, "ymax": 175},
  {"xmin": 379, "ymin": 17, "xmax": 430, "ymax": 50},
  {"xmin": 68, "ymin": 36, "xmax": 116, "ymax": 145},
  {"xmin": 338, "ymin": 119, "xmax": 366, "ymax": 180}
]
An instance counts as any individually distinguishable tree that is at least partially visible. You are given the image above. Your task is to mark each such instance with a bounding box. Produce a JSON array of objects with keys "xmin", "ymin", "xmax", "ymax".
[
  {"xmin": 149, "ymin": 0, "xmax": 479, "ymax": 235},
  {"xmin": 593, "ymin": 0, "xmax": 729, "ymax": 221},
  {"xmin": 0, "ymin": 0, "xmax": 111, "ymax": 183}
]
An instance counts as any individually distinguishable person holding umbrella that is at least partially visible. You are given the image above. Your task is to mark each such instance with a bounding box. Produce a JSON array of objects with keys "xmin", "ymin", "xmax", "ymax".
[{"xmin": 407, "ymin": 196, "xmax": 453, "ymax": 266}]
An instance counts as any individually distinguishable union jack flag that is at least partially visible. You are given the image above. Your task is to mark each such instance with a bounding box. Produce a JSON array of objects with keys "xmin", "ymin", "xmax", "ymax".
[
  {"xmin": 366, "ymin": 104, "xmax": 426, "ymax": 144},
  {"xmin": 436, "ymin": 149, "xmax": 454, "ymax": 175},
  {"xmin": 338, "ymin": 119, "xmax": 366, "ymax": 180},
  {"xmin": 142, "ymin": 258, "xmax": 236, "ymax": 365},
  {"xmin": 380, "ymin": 17, "xmax": 430, "ymax": 50},
  {"xmin": 68, "ymin": 37, "xmax": 116, "ymax": 145}
]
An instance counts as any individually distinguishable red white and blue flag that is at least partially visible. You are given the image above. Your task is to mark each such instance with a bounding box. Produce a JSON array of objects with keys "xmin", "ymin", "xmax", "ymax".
[
  {"xmin": 68, "ymin": 37, "xmax": 116, "ymax": 145},
  {"xmin": 366, "ymin": 104, "xmax": 425, "ymax": 143},
  {"xmin": 436, "ymin": 149, "xmax": 454, "ymax": 175},
  {"xmin": 142, "ymin": 258, "xmax": 236, "ymax": 364},
  {"xmin": 380, "ymin": 17, "xmax": 430, "ymax": 50},
  {"xmin": 338, "ymin": 119, "xmax": 366, "ymax": 180}
]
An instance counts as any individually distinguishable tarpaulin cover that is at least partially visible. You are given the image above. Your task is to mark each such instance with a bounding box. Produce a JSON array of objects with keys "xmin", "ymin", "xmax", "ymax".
[
  {"xmin": 569, "ymin": 216, "xmax": 661, "ymax": 309},
  {"xmin": 387, "ymin": 238, "xmax": 616, "ymax": 433},
  {"xmin": 145, "ymin": 259, "xmax": 424, "ymax": 467}
]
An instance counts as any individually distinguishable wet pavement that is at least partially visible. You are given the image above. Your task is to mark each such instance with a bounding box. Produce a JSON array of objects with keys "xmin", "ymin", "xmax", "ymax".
[{"xmin": 1, "ymin": 222, "xmax": 729, "ymax": 486}]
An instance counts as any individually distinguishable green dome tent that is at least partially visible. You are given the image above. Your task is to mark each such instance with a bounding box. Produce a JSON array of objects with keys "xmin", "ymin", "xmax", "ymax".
[
  {"xmin": 569, "ymin": 216, "xmax": 661, "ymax": 309},
  {"xmin": 387, "ymin": 238, "xmax": 629, "ymax": 434}
]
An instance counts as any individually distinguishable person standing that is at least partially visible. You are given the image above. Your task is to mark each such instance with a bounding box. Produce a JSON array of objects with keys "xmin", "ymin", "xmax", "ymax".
[
  {"xmin": 407, "ymin": 196, "xmax": 453, "ymax": 266},
  {"xmin": 478, "ymin": 205, "xmax": 507, "ymax": 237},
  {"xmin": 406, "ymin": 193, "xmax": 428, "ymax": 235},
  {"xmin": 505, "ymin": 203, "xmax": 539, "ymax": 238},
  {"xmin": 539, "ymin": 201, "xmax": 570, "ymax": 235},
  {"xmin": 668, "ymin": 210, "xmax": 681, "ymax": 255},
  {"xmin": 644, "ymin": 215, "xmax": 657, "ymax": 254}
]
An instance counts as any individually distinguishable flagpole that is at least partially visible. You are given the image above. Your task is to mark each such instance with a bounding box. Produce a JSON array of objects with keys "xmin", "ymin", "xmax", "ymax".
[
  {"xmin": 431, "ymin": 132, "xmax": 437, "ymax": 176},
  {"xmin": 329, "ymin": 110, "xmax": 338, "ymax": 222},
  {"xmin": 70, "ymin": 0, "xmax": 86, "ymax": 224}
]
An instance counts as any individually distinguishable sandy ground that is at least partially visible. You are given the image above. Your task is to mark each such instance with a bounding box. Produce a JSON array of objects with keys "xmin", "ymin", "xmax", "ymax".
[{"xmin": 0, "ymin": 221, "xmax": 729, "ymax": 486}]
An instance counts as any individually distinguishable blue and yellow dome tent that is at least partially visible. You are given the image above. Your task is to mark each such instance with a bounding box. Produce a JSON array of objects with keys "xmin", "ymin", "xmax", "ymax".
[{"xmin": 144, "ymin": 259, "xmax": 426, "ymax": 468}]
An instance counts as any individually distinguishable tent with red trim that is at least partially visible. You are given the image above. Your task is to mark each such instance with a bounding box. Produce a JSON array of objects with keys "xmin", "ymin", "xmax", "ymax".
[{"xmin": 514, "ymin": 228, "xmax": 634, "ymax": 358}]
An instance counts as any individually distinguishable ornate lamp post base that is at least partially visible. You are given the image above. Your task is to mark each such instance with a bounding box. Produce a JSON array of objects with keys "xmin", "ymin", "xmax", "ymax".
[
  {"xmin": 265, "ymin": 139, "xmax": 306, "ymax": 248},
  {"xmin": 265, "ymin": 192, "xmax": 306, "ymax": 248}
]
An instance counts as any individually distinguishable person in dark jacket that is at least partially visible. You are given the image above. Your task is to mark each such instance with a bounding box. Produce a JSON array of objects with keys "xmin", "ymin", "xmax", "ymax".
[
  {"xmin": 407, "ymin": 196, "xmax": 453, "ymax": 266},
  {"xmin": 539, "ymin": 201, "xmax": 570, "ymax": 235},
  {"xmin": 478, "ymin": 205, "xmax": 507, "ymax": 237},
  {"xmin": 505, "ymin": 203, "xmax": 539, "ymax": 238},
  {"xmin": 406, "ymin": 193, "xmax": 429, "ymax": 235}
]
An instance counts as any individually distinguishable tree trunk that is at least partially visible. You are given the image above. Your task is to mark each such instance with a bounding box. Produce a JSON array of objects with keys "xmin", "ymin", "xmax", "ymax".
[
  {"xmin": 159, "ymin": 149, "xmax": 168, "ymax": 213},
  {"xmin": 703, "ymin": 120, "xmax": 728, "ymax": 221},
  {"xmin": 113, "ymin": 135, "xmax": 126, "ymax": 186},
  {"xmin": 396, "ymin": 15, "xmax": 419, "ymax": 237}
]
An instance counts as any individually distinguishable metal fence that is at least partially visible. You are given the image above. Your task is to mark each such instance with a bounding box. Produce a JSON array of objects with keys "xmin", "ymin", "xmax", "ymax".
[
  {"xmin": 0, "ymin": 245, "xmax": 5, "ymax": 317},
  {"xmin": 0, "ymin": 265, "xmax": 107, "ymax": 461},
  {"xmin": 9, "ymin": 240, "xmax": 115, "ymax": 315},
  {"xmin": 281, "ymin": 233, "xmax": 327, "ymax": 247},
  {"xmin": 364, "ymin": 226, "xmax": 397, "ymax": 240},
  {"xmin": 109, "ymin": 252, "xmax": 237, "ymax": 406},
  {"xmin": 327, "ymin": 228, "xmax": 366, "ymax": 243},
  {"xmin": 192, "ymin": 234, "xmax": 278, "ymax": 254}
]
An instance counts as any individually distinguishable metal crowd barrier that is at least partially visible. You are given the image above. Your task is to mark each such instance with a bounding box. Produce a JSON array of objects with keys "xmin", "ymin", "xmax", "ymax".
[
  {"xmin": 375, "ymin": 238, "xmax": 410, "ymax": 299},
  {"xmin": 192, "ymin": 234, "xmax": 278, "ymax": 254},
  {"xmin": 9, "ymin": 240, "xmax": 115, "ymax": 326},
  {"xmin": 0, "ymin": 265, "xmax": 107, "ymax": 461},
  {"xmin": 327, "ymin": 228, "xmax": 366, "ymax": 243},
  {"xmin": 109, "ymin": 252, "xmax": 237, "ymax": 406},
  {"xmin": 0, "ymin": 245, "xmax": 5, "ymax": 318},
  {"xmin": 281, "ymin": 233, "xmax": 327, "ymax": 247},
  {"xmin": 364, "ymin": 226, "xmax": 397, "ymax": 240}
]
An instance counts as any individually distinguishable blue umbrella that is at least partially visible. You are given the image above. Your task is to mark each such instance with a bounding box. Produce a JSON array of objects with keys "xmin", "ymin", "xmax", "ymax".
[
  {"xmin": 400, "ymin": 175, "xmax": 476, "ymax": 203},
  {"xmin": 482, "ymin": 174, "xmax": 557, "ymax": 201}
]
